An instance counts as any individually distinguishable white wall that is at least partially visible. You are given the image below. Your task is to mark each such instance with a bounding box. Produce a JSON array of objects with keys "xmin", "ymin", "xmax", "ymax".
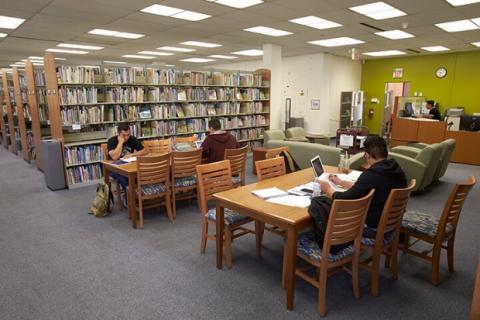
[{"xmin": 210, "ymin": 52, "xmax": 362, "ymax": 136}]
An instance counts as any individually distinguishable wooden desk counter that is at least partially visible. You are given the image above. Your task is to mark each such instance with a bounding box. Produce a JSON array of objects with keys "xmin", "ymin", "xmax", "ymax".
[
  {"xmin": 391, "ymin": 117, "xmax": 446, "ymax": 147},
  {"xmin": 445, "ymin": 131, "xmax": 480, "ymax": 165}
]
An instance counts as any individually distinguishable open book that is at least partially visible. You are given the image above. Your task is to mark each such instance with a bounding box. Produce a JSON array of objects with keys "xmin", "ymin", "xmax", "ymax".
[
  {"xmin": 120, "ymin": 156, "xmax": 137, "ymax": 163},
  {"xmin": 252, "ymin": 187, "xmax": 289, "ymax": 200}
]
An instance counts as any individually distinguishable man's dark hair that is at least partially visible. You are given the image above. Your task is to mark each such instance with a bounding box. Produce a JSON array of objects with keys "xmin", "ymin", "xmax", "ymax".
[
  {"xmin": 426, "ymin": 100, "xmax": 435, "ymax": 107},
  {"xmin": 364, "ymin": 136, "xmax": 388, "ymax": 159},
  {"xmin": 208, "ymin": 118, "xmax": 221, "ymax": 131},
  {"xmin": 117, "ymin": 123, "xmax": 130, "ymax": 133}
]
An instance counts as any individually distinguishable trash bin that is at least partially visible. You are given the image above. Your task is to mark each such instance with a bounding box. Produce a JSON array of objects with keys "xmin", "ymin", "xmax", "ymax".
[{"xmin": 41, "ymin": 139, "xmax": 66, "ymax": 190}]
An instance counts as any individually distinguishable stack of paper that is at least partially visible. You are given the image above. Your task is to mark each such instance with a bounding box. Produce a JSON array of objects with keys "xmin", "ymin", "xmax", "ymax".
[
  {"xmin": 252, "ymin": 187, "xmax": 289, "ymax": 200},
  {"xmin": 267, "ymin": 195, "xmax": 311, "ymax": 208},
  {"xmin": 120, "ymin": 156, "xmax": 137, "ymax": 163}
]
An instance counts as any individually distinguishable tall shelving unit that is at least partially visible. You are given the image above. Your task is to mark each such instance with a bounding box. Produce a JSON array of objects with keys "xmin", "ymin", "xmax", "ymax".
[
  {"xmin": 12, "ymin": 67, "xmax": 31, "ymax": 161},
  {"xmin": 0, "ymin": 87, "xmax": 8, "ymax": 148},
  {"xmin": 43, "ymin": 53, "xmax": 270, "ymax": 187},
  {"xmin": 2, "ymin": 71, "xmax": 17, "ymax": 155}
]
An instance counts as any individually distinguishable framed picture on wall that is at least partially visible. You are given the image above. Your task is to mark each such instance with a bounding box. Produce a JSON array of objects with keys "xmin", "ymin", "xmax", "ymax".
[{"xmin": 311, "ymin": 99, "xmax": 320, "ymax": 110}]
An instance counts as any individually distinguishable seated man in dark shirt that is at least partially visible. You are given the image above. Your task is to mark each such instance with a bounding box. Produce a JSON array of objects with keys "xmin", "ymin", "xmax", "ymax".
[
  {"xmin": 107, "ymin": 123, "xmax": 148, "ymax": 187},
  {"xmin": 426, "ymin": 100, "xmax": 441, "ymax": 120},
  {"xmin": 319, "ymin": 136, "xmax": 407, "ymax": 237},
  {"xmin": 201, "ymin": 118, "xmax": 239, "ymax": 163}
]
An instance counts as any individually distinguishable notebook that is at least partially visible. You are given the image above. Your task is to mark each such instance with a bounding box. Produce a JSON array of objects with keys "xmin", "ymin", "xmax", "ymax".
[{"xmin": 252, "ymin": 187, "xmax": 289, "ymax": 200}]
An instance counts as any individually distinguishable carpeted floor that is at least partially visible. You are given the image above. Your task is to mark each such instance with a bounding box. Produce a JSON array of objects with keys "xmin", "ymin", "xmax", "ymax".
[{"xmin": 0, "ymin": 146, "xmax": 479, "ymax": 320}]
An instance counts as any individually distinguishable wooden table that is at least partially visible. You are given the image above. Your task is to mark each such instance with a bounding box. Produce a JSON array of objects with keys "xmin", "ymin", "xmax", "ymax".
[
  {"xmin": 213, "ymin": 166, "xmax": 338, "ymax": 310},
  {"xmin": 102, "ymin": 160, "xmax": 138, "ymax": 228}
]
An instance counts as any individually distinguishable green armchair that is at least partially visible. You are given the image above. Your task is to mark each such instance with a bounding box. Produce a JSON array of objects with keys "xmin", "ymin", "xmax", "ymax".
[{"xmin": 285, "ymin": 127, "xmax": 309, "ymax": 142}]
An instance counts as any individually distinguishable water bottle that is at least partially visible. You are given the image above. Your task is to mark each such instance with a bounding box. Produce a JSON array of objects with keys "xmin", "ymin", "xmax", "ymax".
[{"xmin": 338, "ymin": 153, "xmax": 345, "ymax": 172}]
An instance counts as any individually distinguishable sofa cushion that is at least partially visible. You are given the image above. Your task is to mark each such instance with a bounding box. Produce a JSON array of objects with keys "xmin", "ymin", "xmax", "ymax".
[
  {"xmin": 297, "ymin": 231, "xmax": 355, "ymax": 262},
  {"xmin": 174, "ymin": 176, "xmax": 197, "ymax": 188},
  {"xmin": 401, "ymin": 210, "xmax": 454, "ymax": 239},
  {"xmin": 206, "ymin": 207, "xmax": 250, "ymax": 225},
  {"xmin": 232, "ymin": 175, "xmax": 241, "ymax": 185},
  {"xmin": 137, "ymin": 183, "xmax": 166, "ymax": 197},
  {"xmin": 361, "ymin": 229, "xmax": 396, "ymax": 247}
]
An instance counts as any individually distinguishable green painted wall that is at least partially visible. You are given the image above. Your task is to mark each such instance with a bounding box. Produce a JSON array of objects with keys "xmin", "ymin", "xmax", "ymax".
[{"xmin": 360, "ymin": 51, "xmax": 480, "ymax": 134}]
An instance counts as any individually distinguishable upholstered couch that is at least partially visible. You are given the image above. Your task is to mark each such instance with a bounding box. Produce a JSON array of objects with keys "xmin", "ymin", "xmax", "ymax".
[
  {"xmin": 285, "ymin": 127, "xmax": 309, "ymax": 142},
  {"xmin": 264, "ymin": 129, "xmax": 364, "ymax": 170}
]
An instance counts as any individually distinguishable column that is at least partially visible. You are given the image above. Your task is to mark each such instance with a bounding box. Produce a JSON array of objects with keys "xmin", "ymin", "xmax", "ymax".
[{"xmin": 262, "ymin": 44, "xmax": 282, "ymax": 130}]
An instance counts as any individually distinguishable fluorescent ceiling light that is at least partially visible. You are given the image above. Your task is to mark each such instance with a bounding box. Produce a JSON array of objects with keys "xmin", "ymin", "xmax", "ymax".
[
  {"xmin": 14, "ymin": 62, "xmax": 25, "ymax": 65},
  {"xmin": 208, "ymin": 0, "xmax": 263, "ymax": 8},
  {"xmin": 0, "ymin": 15, "xmax": 26, "ymax": 29},
  {"xmin": 375, "ymin": 29, "xmax": 415, "ymax": 39},
  {"xmin": 57, "ymin": 43, "xmax": 104, "ymax": 50},
  {"xmin": 165, "ymin": 64, "xmax": 176, "ymax": 67},
  {"xmin": 421, "ymin": 46, "xmax": 450, "ymax": 52},
  {"xmin": 244, "ymin": 26, "xmax": 292, "ymax": 37},
  {"xmin": 138, "ymin": 51, "xmax": 174, "ymax": 56},
  {"xmin": 349, "ymin": 2, "xmax": 406, "ymax": 20},
  {"xmin": 231, "ymin": 49, "xmax": 263, "ymax": 56},
  {"xmin": 46, "ymin": 48, "xmax": 89, "ymax": 54},
  {"xmin": 289, "ymin": 16, "xmax": 342, "ymax": 30},
  {"xmin": 446, "ymin": 0, "xmax": 480, "ymax": 6},
  {"xmin": 104, "ymin": 60, "xmax": 127, "ymax": 64},
  {"xmin": 0, "ymin": 33, "xmax": 7, "ymax": 37},
  {"xmin": 209, "ymin": 54, "xmax": 237, "ymax": 59},
  {"xmin": 363, "ymin": 50, "xmax": 406, "ymax": 56},
  {"xmin": 180, "ymin": 58, "xmax": 216, "ymax": 63},
  {"xmin": 88, "ymin": 29, "xmax": 144, "ymax": 39},
  {"xmin": 28, "ymin": 56, "xmax": 66, "ymax": 61},
  {"xmin": 122, "ymin": 54, "xmax": 155, "ymax": 59},
  {"xmin": 472, "ymin": 42, "xmax": 480, "ymax": 47},
  {"xmin": 309, "ymin": 37, "xmax": 364, "ymax": 47},
  {"xmin": 435, "ymin": 19, "xmax": 479, "ymax": 32},
  {"xmin": 158, "ymin": 46, "xmax": 195, "ymax": 52},
  {"xmin": 181, "ymin": 41, "xmax": 222, "ymax": 48},
  {"xmin": 32, "ymin": 63, "xmax": 44, "ymax": 66},
  {"xmin": 140, "ymin": 4, "xmax": 210, "ymax": 21}
]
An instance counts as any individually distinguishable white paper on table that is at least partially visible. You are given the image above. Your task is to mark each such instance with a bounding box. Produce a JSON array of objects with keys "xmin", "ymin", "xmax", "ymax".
[
  {"xmin": 252, "ymin": 187, "xmax": 289, "ymax": 200},
  {"xmin": 339, "ymin": 134, "xmax": 354, "ymax": 147},
  {"xmin": 121, "ymin": 156, "xmax": 137, "ymax": 163},
  {"xmin": 337, "ymin": 170, "xmax": 362, "ymax": 182},
  {"xmin": 316, "ymin": 173, "xmax": 346, "ymax": 192},
  {"xmin": 287, "ymin": 182, "xmax": 318, "ymax": 196},
  {"xmin": 266, "ymin": 195, "xmax": 311, "ymax": 208}
]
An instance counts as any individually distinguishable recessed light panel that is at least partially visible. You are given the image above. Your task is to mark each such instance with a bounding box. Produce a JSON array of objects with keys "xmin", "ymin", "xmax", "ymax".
[
  {"xmin": 363, "ymin": 50, "xmax": 406, "ymax": 56},
  {"xmin": 0, "ymin": 33, "xmax": 7, "ymax": 38},
  {"xmin": 140, "ymin": 4, "xmax": 210, "ymax": 21},
  {"xmin": 309, "ymin": 37, "xmax": 364, "ymax": 47},
  {"xmin": 104, "ymin": 60, "xmax": 127, "ymax": 64},
  {"xmin": 349, "ymin": 2, "xmax": 406, "ymax": 20},
  {"xmin": 137, "ymin": 51, "xmax": 174, "ymax": 56},
  {"xmin": 157, "ymin": 46, "xmax": 196, "ymax": 52},
  {"xmin": 446, "ymin": 0, "xmax": 480, "ymax": 6},
  {"xmin": 46, "ymin": 48, "xmax": 89, "ymax": 54},
  {"xmin": 435, "ymin": 19, "xmax": 479, "ymax": 32},
  {"xmin": 181, "ymin": 41, "xmax": 222, "ymax": 48},
  {"xmin": 57, "ymin": 43, "xmax": 104, "ymax": 50},
  {"xmin": 289, "ymin": 16, "xmax": 342, "ymax": 30},
  {"xmin": 180, "ymin": 58, "xmax": 216, "ymax": 63},
  {"xmin": 375, "ymin": 29, "xmax": 415, "ymax": 39},
  {"xmin": 209, "ymin": 55, "xmax": 237, "ymax": 59},
  {"xmin": 122, "ymin": 55, "xmax": 156, "ymax": 59},
  {"xmin": 421, "ymin": 46, "xmax": 450, "ymax": 52},
  {"xmin": 231, "ymin": 49, "xmax": 263, "ymax": 56},
  {"xmin": 208, "ymin": 0, "xmax": 264, "ymax": 9},
  {"xmin": 0, "ymin": 15, "xmax": 25, "ymax": 29},
  {"xmin": 472, "ymin": 42, "xmax": 480, "ymax": 47},
  {"xmin": 244, "ymin": 26, "xmax": 292, "ymax": 37},
  {"xmin": 88, "ymin": 29, "xmax": 144, "ymax": 39}
]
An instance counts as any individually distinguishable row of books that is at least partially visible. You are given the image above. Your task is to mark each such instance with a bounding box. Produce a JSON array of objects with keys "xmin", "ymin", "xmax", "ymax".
[
  {"xmin": 230, "ymin": 128, "xmax": 264, "ymax": 141},
  {"xmin": 35, "ymin": 71, "xmax": 46, "ymax": 86},
  {"xmin": 24, "ymin": 105, "xmax": 32, "ymax": 121},
  {"xmin": 66, "ymin": 163, "xmax": 103, "ymax": 185},
  {"xmin": 64, "ymin": 145, "xmax": 104, "ymax": 166},
  {"xmin": 105, "ymin": 87, "xmax": 144, "ymax": 103},
  {"xmin": 36, "ymin": 89, "xmax": 47, "ymax": 104},
  {"xmin": 57, "ymin": 66, "xmax": 100, "ymax": 84},
  {"xmin": 127, "ymin": 119, "xmax": 209, "ymax": 137},
  {"xmin": 218, "ymin": 115, "xmax": 268, "ymax": 129},
  {"xmin": 59, "ymin": 87, "xmax": 98, "ymax": 105},
  {"xmin": 39, "ymin": 105, "xmax": 49, "ymax": 122},
  {"xmin": 19, "ymin": 75, "xmax": 27, "ymax": 88}
]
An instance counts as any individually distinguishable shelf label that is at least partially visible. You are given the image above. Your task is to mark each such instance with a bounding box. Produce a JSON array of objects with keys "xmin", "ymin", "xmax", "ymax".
[{"xmin": 72, "ymin": 124, "xmax": 81, "ymax": 130}]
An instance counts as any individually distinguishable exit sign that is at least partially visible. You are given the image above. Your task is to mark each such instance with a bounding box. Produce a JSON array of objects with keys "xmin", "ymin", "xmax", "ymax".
[{"xmin": 393, "ymin": 68, "xmax": 403, "ymax": 78}]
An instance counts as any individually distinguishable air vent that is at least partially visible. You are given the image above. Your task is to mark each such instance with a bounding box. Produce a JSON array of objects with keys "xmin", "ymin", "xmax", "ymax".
[
  {"xmin": 406, "ymin": 48, "xmax": 421, "ymax": 53},
  {"xmin": 359, "ymin": 22, "xmax": 385, "ymax": 32}
]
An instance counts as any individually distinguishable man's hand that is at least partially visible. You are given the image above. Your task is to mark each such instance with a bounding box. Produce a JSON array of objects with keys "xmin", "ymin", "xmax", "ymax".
[
  {"xmin": 123, "ymin": 153, "xmax": 133, "ymax": 159},
  {"xmin": 319, "ymin": 180, "xmax": 334, "ymax": 197},
  {"xmin": 329, "ymin": 174, "xmax": 343, "ymax": 186},
  {"xmin": 117, "ymin": 134, "xmax": 126, "ymax": 145}
]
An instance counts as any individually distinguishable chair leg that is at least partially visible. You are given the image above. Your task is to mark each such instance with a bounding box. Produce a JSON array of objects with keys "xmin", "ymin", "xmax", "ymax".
[
  {"xmin": 114, "ymin": 182, "xmax": 122, "ymax": 210},
  {"xmin": 352, "ymin": 252, "xmax": 361, "ymax": 299},
  {"xmin": 255, "ymin": 220, "xmax": 265, "ymax": 256},
  {"xmin": 370, "ymin": 254, "xmax": 380, "ymax": 297},
  {"xmin": 318, "ymin": 267, "xmax": 328, "ymax": 317},
  {"xmin": 200, "ymin": 218, "xmax": 208, "ymax": 254},
  {"xmin": 172, "ymin": 189, "xmax": 177, "ymax": 219},
  {"xmin": 391, "ymin": 243, "xmax": 399, "ymax": 280},
  {"xmin": 431, "ymin": 244, "xmax": 442, "ymax": 286},
  {"xmin": 225, "ymin": 227, "xmax": 233, "ymax": 269},
  {"xmin": 281, "ymin": 245, "xmax": 287, "ymax": 289},
  {"xmin": 138, "ymin": 199, "xmax": 144, "ymax": 229},
  {"xmin": 447, "ymin": 238, "xmax": 455, "ymax": 273},
  {"xmin": 165, "ymin": 193, "xmax": 174, "ymax": 222}
]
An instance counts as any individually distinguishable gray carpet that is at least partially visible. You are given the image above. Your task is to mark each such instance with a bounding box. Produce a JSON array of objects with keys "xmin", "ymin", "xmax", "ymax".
[{"xmin": 0, "ymin": 146, "xmax": 479, "ymax": 320}]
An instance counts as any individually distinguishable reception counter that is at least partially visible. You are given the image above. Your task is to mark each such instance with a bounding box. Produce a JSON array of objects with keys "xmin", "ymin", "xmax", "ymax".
[
  {"xmin": 391, "ymin": 117, "xmax": 446, "ymax": 147},
  {"xmin": 445, "ymin": 131, "xmax": 480, "ymax": 165}
]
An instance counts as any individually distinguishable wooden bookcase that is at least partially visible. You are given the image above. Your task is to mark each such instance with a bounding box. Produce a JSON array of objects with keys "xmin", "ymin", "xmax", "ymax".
[
  {"xmin": 0, "ymin": 88, "xmax": 8, "ymax": 148},
  {"xmin": 1, "ymin": 71, "xmax": 17, "ymax": 155},
  {"xmin": 42, "ymin": 53, "xmax": 270, "ymax": 187},
  {"xmin": 12, "ymin": 67, "xmax": 31, "ymax": 162}
]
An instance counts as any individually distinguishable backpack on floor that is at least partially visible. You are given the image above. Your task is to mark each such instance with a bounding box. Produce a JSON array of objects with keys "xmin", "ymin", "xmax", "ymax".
[
  {"xmin": 279, "ymin": 150, "xmax": 301, "ymax": 173},
  {"xmin": 89, "ymin": 183, "xmax": 114, "ymax": 218}
]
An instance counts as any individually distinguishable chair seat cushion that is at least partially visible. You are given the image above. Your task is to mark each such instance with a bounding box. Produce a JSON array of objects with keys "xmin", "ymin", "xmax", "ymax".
[
  {"xmin": 361, "ymin": 228, "xmax": 396, "ymax": 247},
  {"xmin": 136, "ymin": 183, "xmax": 166, "ymax": 197},
  {"xmin": 232, "ymin": 175, "xmax": 242, "ymax": 185},
  {"xmin": 297, "ymin": 231, "xmax": 355, "ymax": 262},
  {"xmin": 206, "ymin": 207, "xmax": 250, "ymax": 225},
  {"xmin": 401, "ymin": 210, "xmax": 454, "ymax": 238},
  {"xmin": 175, "ymin": 176, "xmax": 197, "ymax": 188}
]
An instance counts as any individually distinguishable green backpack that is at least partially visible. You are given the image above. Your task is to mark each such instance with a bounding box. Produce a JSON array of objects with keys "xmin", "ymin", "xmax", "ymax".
[{"xmin": 89, "ymin": 183, "xmax": 114, "ymax": 217}]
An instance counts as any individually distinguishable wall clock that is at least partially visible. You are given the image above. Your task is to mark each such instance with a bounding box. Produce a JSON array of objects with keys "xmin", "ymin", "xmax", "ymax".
[{"xmin": 435, "ymin": 67, "xmax": 447, "ymax": 78}]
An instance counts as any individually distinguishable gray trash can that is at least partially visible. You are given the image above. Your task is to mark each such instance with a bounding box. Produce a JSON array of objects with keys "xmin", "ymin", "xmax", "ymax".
[{"xmin": 41, "ymin": 139, "xmax": 67, "ymax": 191}]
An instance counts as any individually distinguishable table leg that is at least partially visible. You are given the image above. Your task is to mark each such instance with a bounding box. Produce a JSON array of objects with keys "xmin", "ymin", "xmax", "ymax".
[
  {"xmin": 216, "ymin": 204, "xmax": 224, "ymax": 269},
  {"xmin": 103, "ymin": 166, "xmax": 110, "ymax": 185},
  {"xmin": 128, "ymin": 174, "xmax": 136, "ymax": 228},
  {"xmin": 285, "ymin": 227, "xmax": 298, "ymax": 310}
]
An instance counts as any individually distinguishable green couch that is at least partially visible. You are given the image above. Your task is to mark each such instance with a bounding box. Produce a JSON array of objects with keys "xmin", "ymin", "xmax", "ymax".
[
  {"xmin": 264, "ymin": 129, "xmax": 364, "ymax": 170},
  {"xmin": 285, "ymin": 127, "xmax": 309, "ymax": 142}
]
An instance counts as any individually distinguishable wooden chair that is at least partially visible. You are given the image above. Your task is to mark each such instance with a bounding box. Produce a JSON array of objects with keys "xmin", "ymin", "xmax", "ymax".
[
  {"xmin": 172, "ymin": 149, "xmax": 203, "ymax": 218},
  {"xmin": 175, "ymin": 136, "xmax": 197, "ymax": 144},
  {"xmin": 135, "ymin": 153, "xmax": 173, "ymax": 228},
  {"xmin": 287, "ymin": 189, "xmax": 375, "ymax": 316},
  {"xmin": 144, "ymin": 139, "xmax": 172, "ymax": 154},
  {"xmin": 472, "ymin": 260, "xmax": 480, "ymax": 320},
  {"xmin": 101, "ymin": 143, "xmax": 123, "ymax": 211},
  {"xmin": 360, "ymin": 179, "xmax": 416, "ymax": 297},
  {"xmin": 224, "ymin": 145, "xmax": 248, "ymax": 187},
  {"xmin": 196, "ymin": 160, "xmax": 259, "ymax": 269},
  {"xmin": 401, "ymin": 176, "xmax": 476, "ymax": 285},
  {"xmin": 265, "ymin": 146, "xmax": 290, "ymax": 159}
]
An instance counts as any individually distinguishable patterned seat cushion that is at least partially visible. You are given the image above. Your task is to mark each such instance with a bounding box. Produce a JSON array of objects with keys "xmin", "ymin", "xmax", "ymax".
[
  {"xmin": 232, "ymin": 175, "xmax": 242, "ymax": 185},
  {"xmin": 175, "ymin": 176, "xmax": 197, "ymax": 188},
  {"xmin": 361, "ymin": 228, "xmax": 396, "ymax": 247},
  {"xmin": 136, "ymin": 183, "xmax": 166, "ymax": 197},
  {"xmin": 401, "ymin": 210, "xmax": 454, "ymax": 238},
  {"xmin": 206, "ymin": 207, "xmax": 250, "ymax": 225},
  {"xmin": 297, "ymin": 231, "xmax": 355, "ymax": 262}
]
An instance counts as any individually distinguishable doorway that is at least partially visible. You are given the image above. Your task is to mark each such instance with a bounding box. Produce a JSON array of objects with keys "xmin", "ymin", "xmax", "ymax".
[{"xmin": 382, "ymin": 82, "xmax": 410, "ymax": 139}]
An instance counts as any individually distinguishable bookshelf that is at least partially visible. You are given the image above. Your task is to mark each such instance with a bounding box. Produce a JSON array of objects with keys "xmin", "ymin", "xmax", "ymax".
[
  {"xmin": 12, "ymin": 67, "xmax": 31, "ymax": 162},
  {"xmin": 0, "ymin": 87, "xmax": 8, "ymax": 148},
  {"xmin": 43, "ymin": 53, "xmax": 270, "ymax": 186},
  {"xmin": 1, "ymin": 71, "xmax": 17, "ymax": 155}
]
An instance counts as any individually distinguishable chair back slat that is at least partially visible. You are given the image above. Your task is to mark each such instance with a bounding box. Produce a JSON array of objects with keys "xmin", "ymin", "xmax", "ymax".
[
  {"xmin": 144, "ymin": 139, "xmax": 172, "ymax": 154},
  {"xmin": 438, "ymin": 176, "xmax": 476, "ymax": 237},
  {"xmin": 101, "ymin": 143, "xmax": 108, "ymax": 160},
  {"xmin": 175, "ymin": 136, "xmax": 197, "ymax": 144},
  {"xmin": 196, "ymin": 160, "xmax": 233, "ymax": 214},
  {"xmin": 265, "ymin": 146, "xmax": 289, "ymax": 159},
  {"xmin": 224, "ymin": 145, "xmax": 248, "ymax": 185},
  {"xmin": 172, "ymin": 149, "xmax": 203, "ymax": 178},
  {"xmin": 137, "ymin": 154, "xmax": 171, "ymax": 186},
  {"xmin": 323, "ymin": 190, "xmax": 374, "ymax": 251},
  {"xmin": 255, "ymin": 157, "xmax": 286, "ymax": 181}
]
